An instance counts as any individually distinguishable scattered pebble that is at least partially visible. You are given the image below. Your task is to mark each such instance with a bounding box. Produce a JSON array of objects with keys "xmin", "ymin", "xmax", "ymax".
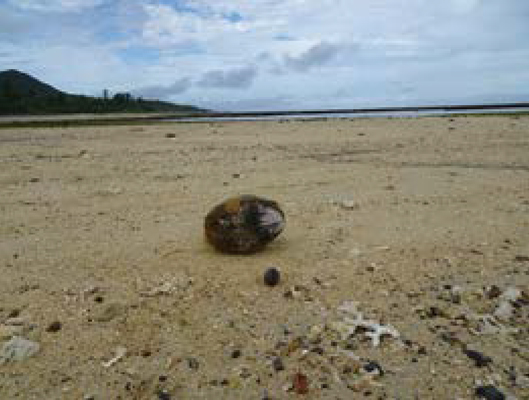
[
  {"xmin": 264, "ymin": 267, "xmax": 281, "ymax": 286},
  {"xmin": 165, "ymin": 133, "xmax": 176, "ymax": 138},
  {"xmin": 46, "ymin": 321, "xmax": 62, "ymax": 333},
  {"xmin": 337, "ymin": 199, "xmax": 357, "ymax": 210},
  {"xmin": 361, "ymin": 361, "xmax": 384, "ymax": 377},
  {"xmin": 475, "ymin": 385, "xmax": 505, "ymax": 400},
  {"xmin": 231, "ymin": 349, "xmax": 242, "ymax": 359},
  {"xmin": 0, "ymin": 336, "xmax": 40, "ymax": 364},
  {"xmin": 187, "ymin": 357, "xmax": 200, "ymax": 370},
  {"xmin": 463, "ymin": 349, "xmax": 492, "ymax": 367},
  {"xmin": 292, "ymin": 372, "xmax": 309, "ymax": 394},
  {"xmin": 157, "ymin": 390, "xmax": 172, "ymax": 400},
  {"xmin": 272, "ymin": 356, "xmax": 285, "ymax": 372}
]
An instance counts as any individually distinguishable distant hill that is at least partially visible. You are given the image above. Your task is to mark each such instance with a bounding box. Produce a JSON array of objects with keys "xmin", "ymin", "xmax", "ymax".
[{"xmin": 0, "ymin": 69, "xmax": 205, "ymax": 115}]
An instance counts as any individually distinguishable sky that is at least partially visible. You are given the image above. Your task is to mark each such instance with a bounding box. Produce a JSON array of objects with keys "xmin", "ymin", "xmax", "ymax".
[{"xmin": 1, "ymin": 0, "xmax": 528, "ymax": 111}]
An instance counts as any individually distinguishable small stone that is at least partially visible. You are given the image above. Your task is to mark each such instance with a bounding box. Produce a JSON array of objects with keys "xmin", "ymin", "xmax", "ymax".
[
  {"xmin": 46, "ymin": 321, "xmax": 62, "ymax": 333},
  {"xmin": 231, "ymin": 349, "xmax": 242, "ymax": 359},
  {"xmin": 272, "ymin": 357, "xmax": 285, "ymax": 372},
  {"xmin": 264, "ymin": 268, "xmax": 280, "ymax": 286},
  {"xmin": 292, "ymin": 373, "xmax": 309, "ymax": 394},
  {"xmin": 463, "ymin": 349, "xmax": 492, "ymax": 367},
  {"xmin": 361, "ymin": 361, "xmax": 384, "ymax": 377},
  {"xmin": 338, "ymin": 199, "xmax": 357, "ymax": 210},
  {"xmin": 514, "ymin": 255, "xmax": 529, "ymax": 262},
  {"xmin": 0, "ymin": 336, "xmax": 40, "ymax": 364},
  {"xmin": 486, "ymin": 285, "xmax": 502, "ymax": 299},
  {"xmin": 165, "ymin": 133, "xmax": 176, "ymax": 138},
  {"xmin": 475, "ymin": 385, "xmax": 505, "ymax": 400},
  {"xmin": 157, "ymin": 390, "xmax": 172, "ymax": 400},
  {"xmin": 187, "ymin": 357, "xmax": 200, "ymax": 370}
]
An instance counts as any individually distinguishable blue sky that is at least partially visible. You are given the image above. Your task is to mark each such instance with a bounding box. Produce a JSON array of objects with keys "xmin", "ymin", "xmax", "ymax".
[{"xmin": 1, "ymin": 0, "xmax": 528, "ymax": 111}]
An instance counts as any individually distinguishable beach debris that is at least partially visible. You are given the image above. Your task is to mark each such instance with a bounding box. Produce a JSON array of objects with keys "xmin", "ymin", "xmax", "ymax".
[
  {"xmin": 468, "ymin": 314, "xmax": 519, "ymax": 336},
  {"xmin": 0, "ymin": 325, "xmax": 24, "ymax": 340},
  {"xmin": 205, "ymin": 195, "xmax": 285, "ymax": 254},
  {"xmin": 475, "ymin": 385, "xmax": 505, "ymax": 400},
  {"xmin": 264, "ymin": 267, "xmax": 281, "ymax": 286},
  {"xmin": 493, "ymin": 287, "xmax": 523, "ymax": 321},
  {"xmin": 165, "ymin": 133, "xmax": 176, "ymax": 138},
  {"xmin": 339, "ymin": 199, "xmax": 357, "ymax": 210},
  {"xmin": 102, "ymin": 346, "xmax": 126, "ymax": 368},
  {"xmin": 292, "ymin": 372, "xmax": 309, "ymax": 394},
  {"xmin": 140, "ymin": 274, "xmax": 193, "ymax": 297},
  {"xmin": 331, "ymin": 301, "xmax": 400, "ymax": 347},
  {"xmin": 0, "ymin": 336, "xmax": 40, "ymax": 364}
]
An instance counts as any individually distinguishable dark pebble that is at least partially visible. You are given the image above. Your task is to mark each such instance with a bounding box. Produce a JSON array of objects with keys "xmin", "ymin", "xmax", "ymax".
[
  {"xmin": 362, "ymin": 361, "xmax": 384, "ymax": 376},
  {"xmin": 464, "ymin": 349, "xmax": 492, "ymax": 367},
  {"xmin": 187, "ymin": 357, "xmax": 200, "ymax": 370},
  {"xmin": 293, "ymin": 373, "xmax": 309, "ymax": 394},
  {"xmin": 157, "ymin": 390, "xmax": 172, "ymax": 400},
  {"xmin": 475, "ymin": 385, "xmax": 505, "ymax": 400},
  {"xmin": 46, "ymin": 321, "xmax": 62, "ymax": 333},
  {"xmin": 486, "ymin": 285, "xmax": 502, "ymax": 299},
  {"xmin": 231, "ymin": 349, "xmax": 242, "ymax": 359},
  {"xmin": 165, "ymin": 133, "xmax": 176, "ymax": 138},
  {"xmin": 514, "ymin": 255, "xmax": 529, "ymax": 262},
  {"xmin": 272, "ymin": 356, "xmax": 284, "ymax": 372},
  {"xmin": 94, "ymin": 296, "xmax": 104, "ymax": 303},
  {"xmin": 264, "ymin": 268, "xmax": 280, "ymax": 286},
  {"xmin": 141, "ymin": 349, "xmax": 152, "ymax": 357}
]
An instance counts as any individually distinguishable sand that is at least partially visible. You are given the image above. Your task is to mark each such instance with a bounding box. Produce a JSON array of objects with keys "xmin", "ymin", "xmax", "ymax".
[{"xmin": 0, "ymin": 115, "xmax": 528, "ymax": 399}]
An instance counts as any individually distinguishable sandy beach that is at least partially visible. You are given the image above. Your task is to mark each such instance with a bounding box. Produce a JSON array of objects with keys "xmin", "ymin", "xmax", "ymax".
[{"xmin": 0, "ymin": 115, "xmax": 528, "ymax": 399}]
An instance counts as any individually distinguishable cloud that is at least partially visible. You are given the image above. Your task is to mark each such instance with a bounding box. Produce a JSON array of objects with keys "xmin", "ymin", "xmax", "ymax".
[
  {"xmin": 2, "ymin": 0, "xmax": 529, "ymax": 110},
  {"xmin": 283, "ymin": 41, "xmax": 342, "ymax": 72},
  {"xmin": 141, "ymin": 3, "xmax": 252, "ymax": 47},
  {"xmin": 133, "ymin": 78, "xmax": 192, "ymax": 99},
  {"xmin": 197, "ymin": 66, "xmax": 258, "ymax": 89},
  {"xmin": 7, "ymin": 0, "xmax": 106, "ymax": 12}
]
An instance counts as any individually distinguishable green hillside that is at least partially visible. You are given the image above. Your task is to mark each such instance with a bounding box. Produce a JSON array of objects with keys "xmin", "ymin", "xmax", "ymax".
[{"xmin": 0, "ymin": 69, "xmax": 205, "ymax": 115}]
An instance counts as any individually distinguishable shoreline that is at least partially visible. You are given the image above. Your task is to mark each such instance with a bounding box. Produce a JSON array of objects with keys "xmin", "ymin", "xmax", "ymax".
[{"xmin": 1, "ymin": 107, "xmax": 528, "ymax": 129}]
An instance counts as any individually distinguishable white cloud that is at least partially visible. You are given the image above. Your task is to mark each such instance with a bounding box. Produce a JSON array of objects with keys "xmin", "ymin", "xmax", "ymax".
[
  {"xmin": 8, "ymin": 0, "xmax": 106, "ymax": 12},
  {"xmin": 2, "ymin": 0, "xmax": 528, "ymax": 110}
]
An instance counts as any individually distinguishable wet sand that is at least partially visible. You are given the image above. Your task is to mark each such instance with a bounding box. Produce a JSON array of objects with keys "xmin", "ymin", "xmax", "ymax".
[{"xmin": 0, "ymin": 115, "xmax": 528, "ymax": 399}]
